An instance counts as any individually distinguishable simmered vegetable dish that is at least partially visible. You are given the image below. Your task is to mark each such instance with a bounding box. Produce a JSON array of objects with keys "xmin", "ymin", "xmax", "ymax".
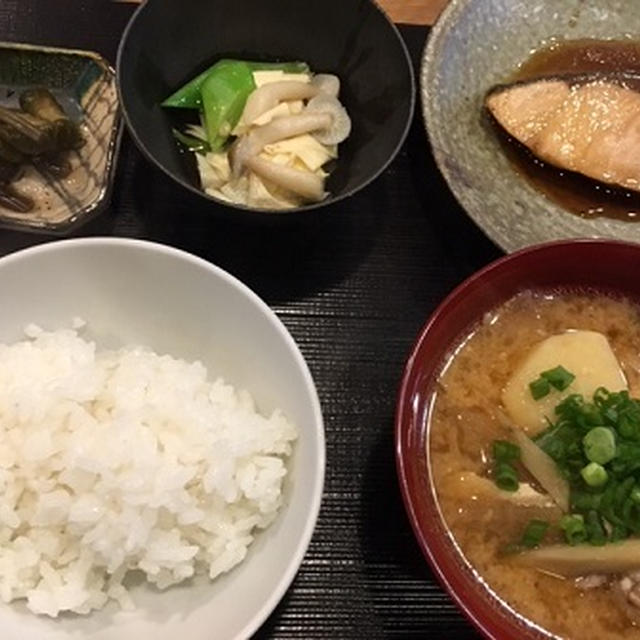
[{"xmin": 162, "ymin": 58, "xmax": 351, "ymax": 209}]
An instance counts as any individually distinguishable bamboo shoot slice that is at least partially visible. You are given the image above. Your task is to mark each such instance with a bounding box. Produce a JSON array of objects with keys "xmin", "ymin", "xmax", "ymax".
[
  {"xmin": 512, "ymin": 430, "xmax": 569, "ymax": 512},
  {"xmin": 513, "ymin": 539, "xmax": 640, "ymax": 577},
  {"xmin": 456, "ymin": 471, "xmax": 556, "ymax": 508}
]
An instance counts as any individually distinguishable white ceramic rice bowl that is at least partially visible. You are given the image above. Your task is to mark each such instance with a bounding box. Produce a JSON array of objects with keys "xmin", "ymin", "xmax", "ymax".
[{"xmin": 0, "ymin": 237, "xmax": 325, "ymax": 640}]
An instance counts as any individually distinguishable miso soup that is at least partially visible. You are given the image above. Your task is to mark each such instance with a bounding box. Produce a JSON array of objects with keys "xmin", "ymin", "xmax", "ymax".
[{"xmin": 430, "ymin": 290, "xmax": 640, "ymax": 639}]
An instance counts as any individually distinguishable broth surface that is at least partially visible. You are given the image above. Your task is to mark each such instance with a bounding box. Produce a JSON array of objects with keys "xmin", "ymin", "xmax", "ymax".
[{"xmin": 430, "ymin": 291, "xmax": 640, "ymax": 638}]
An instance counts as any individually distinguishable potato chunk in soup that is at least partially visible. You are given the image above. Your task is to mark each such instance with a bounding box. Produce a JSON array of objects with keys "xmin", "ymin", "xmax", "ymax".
[{"xmin": 502, "ymin": 330, "xmax": 627, "ymax": 435}]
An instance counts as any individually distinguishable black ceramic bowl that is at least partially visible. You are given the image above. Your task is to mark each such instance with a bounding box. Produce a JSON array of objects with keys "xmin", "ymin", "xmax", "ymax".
[{"xmin": 116, "ymin": 0, "xmax": 415, "ymax": 214}]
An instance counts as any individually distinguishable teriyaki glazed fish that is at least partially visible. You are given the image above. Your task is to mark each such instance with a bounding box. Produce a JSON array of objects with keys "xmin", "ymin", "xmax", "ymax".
[{"xmin": 486, "ymin": 72, "xmax": 640, "ymax": 193}]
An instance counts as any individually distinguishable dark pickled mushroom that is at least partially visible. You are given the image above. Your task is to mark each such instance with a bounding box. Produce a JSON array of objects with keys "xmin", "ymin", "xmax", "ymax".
[
  {"xmin": 20, "ymin": 88, "xmax": 85, "ymax": 150},
  {"xmin": 0, "ymin": 106, "xmax": 57, "ymax": 156},
  {"xmin": 0, "ymin": 160, "xmax": 22, "ymax": 184},
  {"xmin": 20, "ymin": 88, "xmax": 67, "ymax": 122},
  {"xmin": 33, "ymin": 153, "xmax": 72, "ymax": 180},
  {"xmin": 0, "ymin": 135, "xmax": 24, "ymax": 164},
  {"xmin": 0, "ymin": 88, "xmax": 84, "ymax": 214}
]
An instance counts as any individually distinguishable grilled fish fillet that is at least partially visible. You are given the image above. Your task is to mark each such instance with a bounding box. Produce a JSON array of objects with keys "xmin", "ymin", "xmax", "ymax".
[{"xmin": 486, "ymin": 75, "xmax": 640, "ymax": 192}]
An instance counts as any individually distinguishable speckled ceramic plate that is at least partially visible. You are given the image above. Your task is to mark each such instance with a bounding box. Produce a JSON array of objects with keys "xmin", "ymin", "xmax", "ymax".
[
  {"xmin": 0, "ymin": 42, "xmax": 120, "ymax": 234},
  {"xmin": 422, "ymin": 0, "xmax": 640, "ymax": 253}
]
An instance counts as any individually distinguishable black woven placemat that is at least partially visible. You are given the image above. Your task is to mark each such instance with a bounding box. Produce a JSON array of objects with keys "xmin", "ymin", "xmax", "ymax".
[{"xmin": 0, "ymin": 2, "xmax": 502, "ymax": 637}]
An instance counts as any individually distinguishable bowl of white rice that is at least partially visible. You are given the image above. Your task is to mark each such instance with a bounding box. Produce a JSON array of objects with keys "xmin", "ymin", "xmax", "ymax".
[{"xmin": 0, "ymin": 237, "xmax": 324, "ymax": 640}]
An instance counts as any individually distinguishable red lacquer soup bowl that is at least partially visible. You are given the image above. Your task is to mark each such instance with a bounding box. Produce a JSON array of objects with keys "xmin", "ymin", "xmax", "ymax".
[{"xmin": 395, "ymin": 239, "xmax": 640, "ymax": 639}]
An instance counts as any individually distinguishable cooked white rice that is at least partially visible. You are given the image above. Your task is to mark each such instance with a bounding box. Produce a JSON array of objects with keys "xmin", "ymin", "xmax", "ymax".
[{"xmin": 0, "ymin": 323, "xmax": 297, "ymax": 617}]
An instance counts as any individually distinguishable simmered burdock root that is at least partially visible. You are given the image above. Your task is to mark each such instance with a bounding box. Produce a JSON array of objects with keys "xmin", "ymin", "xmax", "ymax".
[{"xmin": 486, "ymin": 74, "xmax": 640, "ymax": 193}]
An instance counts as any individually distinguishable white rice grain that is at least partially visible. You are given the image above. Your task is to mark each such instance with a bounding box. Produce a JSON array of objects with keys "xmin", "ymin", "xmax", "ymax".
[{"xmin": 0, "ymin": 323, "xmax": 297, "ymax": 616}]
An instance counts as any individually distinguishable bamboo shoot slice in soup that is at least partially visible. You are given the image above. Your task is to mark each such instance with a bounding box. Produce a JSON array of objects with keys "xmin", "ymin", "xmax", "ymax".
[{"xmin": 429, "ymin": 290, "xmax": 640, "ymax": 639}]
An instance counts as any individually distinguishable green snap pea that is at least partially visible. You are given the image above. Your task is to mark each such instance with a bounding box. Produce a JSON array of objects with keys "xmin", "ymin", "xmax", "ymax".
[{"xmin": 162, "ymin": 59, "xmax": 310, "ymax": 110}]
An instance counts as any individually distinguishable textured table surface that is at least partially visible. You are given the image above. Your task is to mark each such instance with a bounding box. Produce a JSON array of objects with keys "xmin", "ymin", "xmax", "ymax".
[
  {"xmin": 0, "ymin": 1, "xmax": 500, "ymax": 638},
  {"xmin": 379, "ymin": 0, "xmax": 449, "ymax": 24}
]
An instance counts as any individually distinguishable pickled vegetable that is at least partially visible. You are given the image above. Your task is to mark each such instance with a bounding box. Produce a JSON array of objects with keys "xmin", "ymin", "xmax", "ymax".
[
  {"xmin": 0, "ymin": 107, "xmax": 56, "ymax": 156},
  {"xmin": 20, "ymin": 88, "xmax": 84, "ymax": 150},
  {"xmin": 0, "ymin": 87, "xmax": 85, "ymax": 214}
]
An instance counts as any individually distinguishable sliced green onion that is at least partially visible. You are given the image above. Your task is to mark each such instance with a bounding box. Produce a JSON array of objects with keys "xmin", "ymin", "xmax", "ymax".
[
  {"xmin": 585, "ymin": 510, "xmax": 607, "ymax": 546},
  {"xmin": 559, "ymin": 514, "xmax": 587, "ymax": 546},
  {"xmin": 619, "ymin": 416, "xmax": 638, "ymax": 440},
  {"xmin": 624, "ymin": 499, "xmax": 640, "ymax": 533},
  {"xmin": 593, "ymin": 387, "xmax": 610, "ymax": 406},
  {"xmin": 610, "ymin": 523, "xmax": 629, "ymax": 542},
  {"xmin": 530, "ymin": 377, "xmax": 551, "ymax": 400},
  {"xmin": 571, "ymin": 490, "xmax": 603, "ymax": 512},
  {"xmin": 600, "ymin": 480, "xmax": 626, "ymax": 528},
  {"xmin": 520, "ymin": 519, "xmax": 549, "ymax": 548},
  {"xmin": 613, "ymin": 477, "xmax": 635, "ymax": 509},
  {"xmin": 599, "ymin": 479, "xmax": 617, "ymax": 511},
  {"xmin": 622, "ymin": 497, "xmax": 636, "ymax": 529},
  {"xmin": 583, "ymin": 426, "xmax": 616, "ymax": 465},
  {"xmin": 494, "ymin": 462, "xmax": 519, "ymax": 492},
  {"xmin": 541, "ymin": 365, "xmax": 576, "ymax": 391},
  {"xmin": 506, "ymin": 384, "xmax": 640, "ymax": 548},
  {"xmin": 492, "ymin": 440, "xmax": 521, "ymax": 463},
  {"xmin": 581, "ymin": 461, "xmax": 609, "ymax": 488},
  {"xmin": 585, "ymin": 410, "xmax": 605, "ymax": 431},
  {"xmin": 611, "ymin": 441, "xmax": 640, "ymax": 475}
]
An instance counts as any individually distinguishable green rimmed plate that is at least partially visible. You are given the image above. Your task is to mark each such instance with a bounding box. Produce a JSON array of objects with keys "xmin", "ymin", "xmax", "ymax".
[{"xmin": 0, "ymin": 42, "xmax": 120, "ymax": 233}]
